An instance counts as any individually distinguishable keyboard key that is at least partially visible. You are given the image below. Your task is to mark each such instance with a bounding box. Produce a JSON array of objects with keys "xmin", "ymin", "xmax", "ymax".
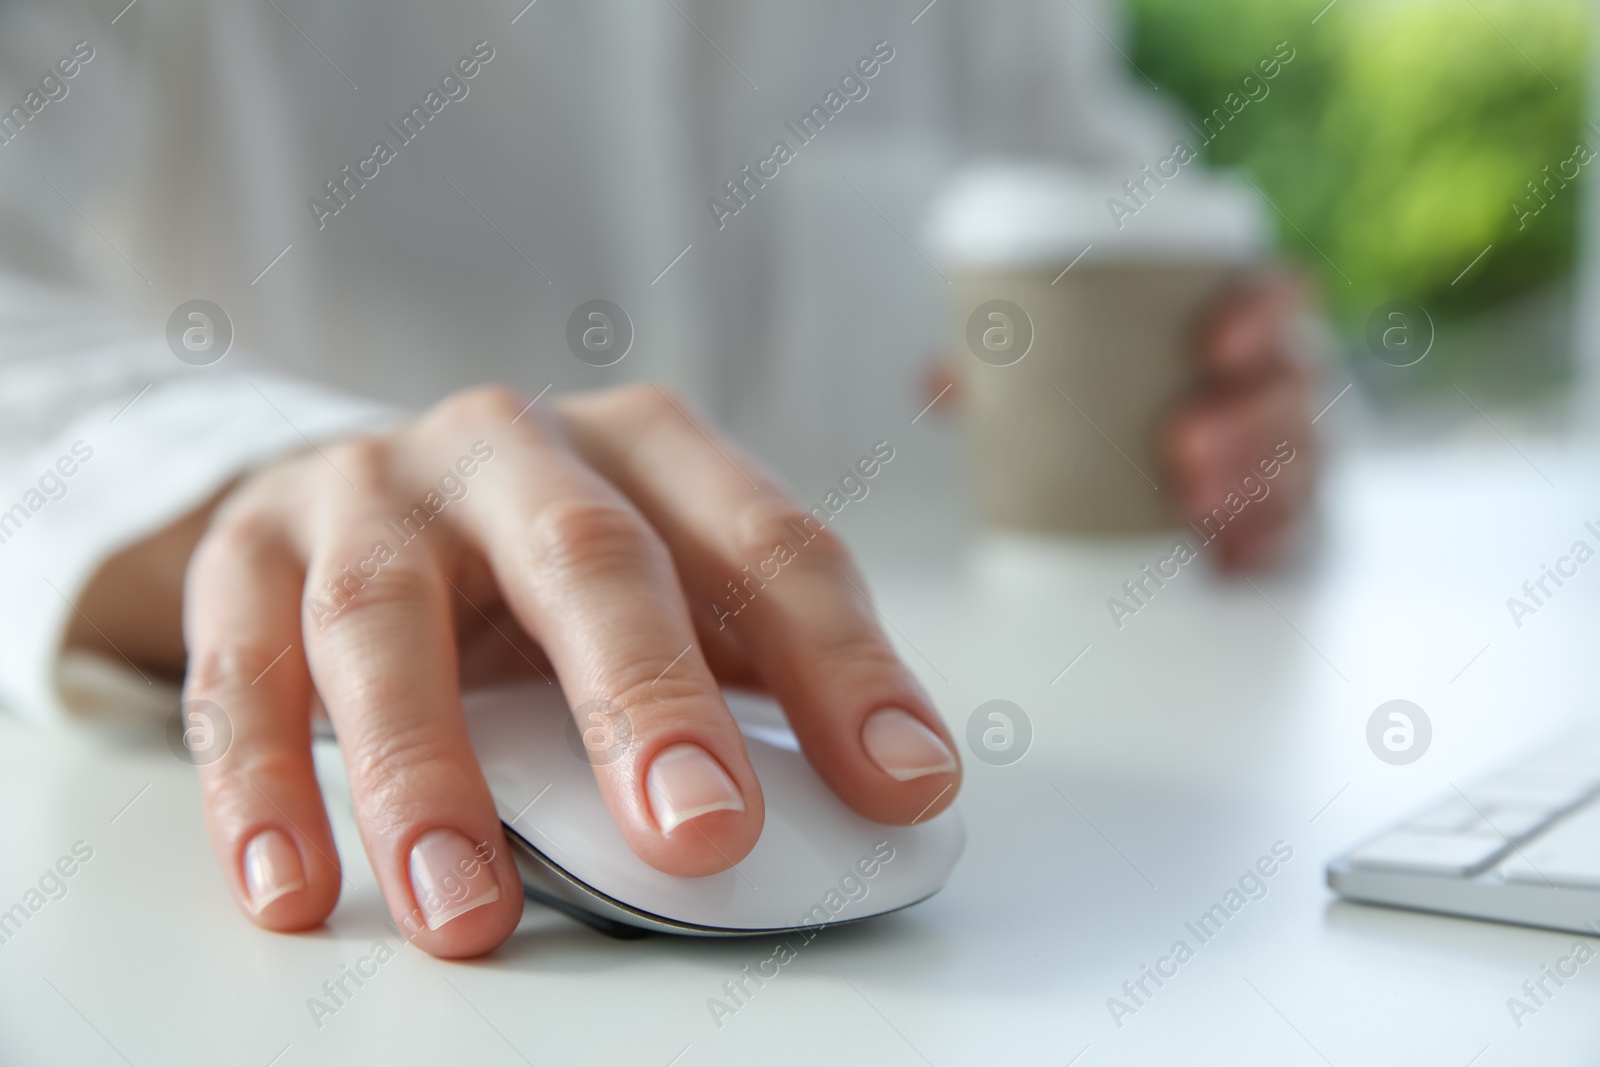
[
  {"xmin": 1522, "ymin": 754, "xmax": 1600, "ymax": 779},
  {"xmin": 1500, "ymin": 801, "xmax": 1600, "ymax": 890},
  {"xmin": 1349, "ymin": 832, "xmax": 1510, "ymax": 877},
  {"xmin": 1458, "ymin": 805, "xmax": 1554, "ymax": 841},
  {"xmin": 1461, "ymin": 777, "xmax": 1593, "ymax": 812},
  {"xmin": 1405, "ymin": 799, "xmax": 1479, "ymax": 834}
]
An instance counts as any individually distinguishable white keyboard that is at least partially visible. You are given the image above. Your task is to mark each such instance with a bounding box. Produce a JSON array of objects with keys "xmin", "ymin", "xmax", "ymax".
[{"xmin": 1328, "ymin": 734, "xmax": 1600, "ymax": 933}]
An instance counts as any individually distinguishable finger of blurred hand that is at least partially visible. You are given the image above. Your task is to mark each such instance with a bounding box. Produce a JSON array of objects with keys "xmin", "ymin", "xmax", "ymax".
[
  {"xmin": 1196, "ymin": 272, "xmax": 1310, "ymax": 383},
  {"xmin": 441, "ymin": 388, "xmax": 765, "ymax": 878},
  {"xmin": 1164, "ymin": 366, "xmax": 1315, "ymax": 571},
  {"xmin": 183, "ymin": 507, "xmax": 341, "ymax": 933},
  {"xmin": 560, "ymin": 385, "xmax": 961, "ymax": 827},
  {"xmin": 920, "ymin": 358, "xmax": 961, "ymax": 415}
]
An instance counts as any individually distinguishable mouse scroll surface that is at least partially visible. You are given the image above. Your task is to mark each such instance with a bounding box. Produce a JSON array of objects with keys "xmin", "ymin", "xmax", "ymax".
[{"xmin": 463, "ymin": 683, "xmax": 965, "ymax": 935}]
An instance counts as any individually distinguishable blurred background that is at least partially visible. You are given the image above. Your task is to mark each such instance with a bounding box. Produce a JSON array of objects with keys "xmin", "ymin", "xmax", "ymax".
[
  {"xmin": 1126, "ymin": 0, "xmax": 1592, "ymax": 413},
  {"xmin": 3, "ymin": 0, "xmax": 1592, "ymax": 553}
]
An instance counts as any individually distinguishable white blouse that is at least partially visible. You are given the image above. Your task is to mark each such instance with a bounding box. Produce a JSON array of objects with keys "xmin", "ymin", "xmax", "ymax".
[{"xmin": 0, "ymin": 0, "xmax": 1175, "ymax": 720}]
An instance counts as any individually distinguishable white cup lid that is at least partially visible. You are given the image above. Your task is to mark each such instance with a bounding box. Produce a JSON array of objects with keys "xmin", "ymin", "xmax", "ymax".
[{"xmin": 925, "ymin": 162, "xmax": 1270, "ymax": 270}]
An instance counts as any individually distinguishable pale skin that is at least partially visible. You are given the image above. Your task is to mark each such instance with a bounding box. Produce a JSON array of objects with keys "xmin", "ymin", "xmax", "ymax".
[
  {"xmin": 67, "ymin": 277, "xmax": 1316, "ymax": 959},
  {"xmin": 1165, "ymin": 273, "xmax": 1319, "ymax": 568}
]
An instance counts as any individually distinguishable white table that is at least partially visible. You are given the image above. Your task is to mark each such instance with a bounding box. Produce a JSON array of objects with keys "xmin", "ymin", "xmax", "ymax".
[{"xmin": 4, "ymin": 440, "xmax": 1600, "ymax": 1066}]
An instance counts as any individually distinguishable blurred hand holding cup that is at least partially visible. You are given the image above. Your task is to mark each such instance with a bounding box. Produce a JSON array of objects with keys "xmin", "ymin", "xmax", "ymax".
[{"xmin": 927, "ymin": 165, "xmax": 1269, "ymax": 536}]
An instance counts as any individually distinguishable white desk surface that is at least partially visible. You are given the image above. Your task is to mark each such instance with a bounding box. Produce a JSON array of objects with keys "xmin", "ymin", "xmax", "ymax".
[{"xmin": 4, "ymin": 440, "xmax": 1600, "ymax": 1066}]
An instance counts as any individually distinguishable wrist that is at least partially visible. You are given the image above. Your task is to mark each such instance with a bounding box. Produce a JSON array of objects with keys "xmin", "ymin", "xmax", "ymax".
[{"xmin": 66, "ymin": 484, "xmax": 230, "ymax": 678}]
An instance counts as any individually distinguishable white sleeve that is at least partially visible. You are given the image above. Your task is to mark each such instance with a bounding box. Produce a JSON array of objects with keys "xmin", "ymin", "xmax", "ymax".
[{"xmin": 0, "ymin": 273, "xmax": 402, "ymax": 723}]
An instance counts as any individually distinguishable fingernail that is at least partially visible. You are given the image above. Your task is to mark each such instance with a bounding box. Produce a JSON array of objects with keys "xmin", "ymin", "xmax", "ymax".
[
  {"xmin": 408, "ymin": 829, "xmax": 500, "ymax": 931},
  {"xmin": 862, "ymin": 708, "xmax": 958, "ymax": 781},
  {"xmin": 242, "ymin": 829, "xmax": 305, "ymax": 914},
  {"xmin": 646, "ymin": 743, "xmax": 745, "ymax": 835}
]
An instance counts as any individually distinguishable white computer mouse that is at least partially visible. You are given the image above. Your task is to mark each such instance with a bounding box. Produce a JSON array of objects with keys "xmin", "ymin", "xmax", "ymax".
[{"xmin": 462, "ymin": 682, "xmax": 965, "ymax": 937}]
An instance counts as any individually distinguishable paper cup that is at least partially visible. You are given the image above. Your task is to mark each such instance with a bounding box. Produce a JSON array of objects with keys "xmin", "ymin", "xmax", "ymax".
[{"xmin": 927, "ymin": 164, "xmax": 1268, "ymax": 535}]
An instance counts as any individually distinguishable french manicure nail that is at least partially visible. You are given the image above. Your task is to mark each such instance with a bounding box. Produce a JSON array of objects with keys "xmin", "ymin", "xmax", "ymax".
[
  {"xmin": 243, "ymin": 828, "xmax": 305, "ymax": 914},
  {"xmin": 408, "ymin": 829, "xmax": 500, "ymax": 931},
  {"xmin": 862, "ymin": 708, "xmax": 958, "ymax": 781},
  {"xmin": 646, "ymin": 743, "xmax": 745, "ymax": 834}
]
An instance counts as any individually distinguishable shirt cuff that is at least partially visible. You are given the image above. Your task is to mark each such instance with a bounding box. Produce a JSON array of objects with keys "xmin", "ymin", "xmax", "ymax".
[{"xmin": 0, "ymin": 366, "xmax": 402, "ymax": 723}]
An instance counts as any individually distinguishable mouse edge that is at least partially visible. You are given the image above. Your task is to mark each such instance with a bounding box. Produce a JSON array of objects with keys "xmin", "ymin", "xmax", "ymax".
[{"xmin": 502, "ymin": 823, "xmax": 944, "ymax": 939}]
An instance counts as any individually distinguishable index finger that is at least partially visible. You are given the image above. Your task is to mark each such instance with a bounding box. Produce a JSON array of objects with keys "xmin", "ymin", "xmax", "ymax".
[
  {"xmin": 433, "ymin": 388, "xmax": 766, "ymax": 879},
  {"xmin": 1196, "ymin": 272, "xmax": 1310, "ymax": 382},
  {"xmin": 558, "ymin": 385, "xmax": 962, "ymax": 827}
]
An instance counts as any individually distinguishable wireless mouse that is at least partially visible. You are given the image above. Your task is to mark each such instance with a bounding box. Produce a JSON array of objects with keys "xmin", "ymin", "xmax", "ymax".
[{"xmin": 462, "ymin": 682, "xmax": 965, "ymax": 937}]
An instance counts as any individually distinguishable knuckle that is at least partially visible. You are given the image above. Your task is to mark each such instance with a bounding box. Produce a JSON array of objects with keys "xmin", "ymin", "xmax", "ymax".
[
  {"xmin": 306, "ymin": 557, "xmax": 441, "ymax": 634},
  {"xmin": 192, "ymin": 510, "xmax": 283, "ymax": 575},
  {"xmin": 342, "ymin": 727, "xmax": 458, "ymax": 821},
  {"xmin": 733, "ymin": 501, "xmax": 853, "ymax": 572},
  {"xmin": 433, "ymin": 384, "xmax": 527, "ymax": 428},
  {"xmin": 524, "ymin": 499, "xmax": 661, "ymax": 582},
  {"xmin": 201, "ymin": 745, "xmax": 305, "ymax": 806},
  {"xmin": 322, "ymin": 436, "xmax": 396, "ymax": 492},
  {"xmin": 809, "ymin": 625, "xmax": 907, "ymax": 684},
  {"xmin": 599, "ymin": 382, "xmax": 686, "ymax": 429},
  {"xmin": 604, "ymin": 662, "xmax": 707, "ymax": 719},
  {"xmin": 185, "ymin": 639, "xmax": 289, "ymax": 697}
]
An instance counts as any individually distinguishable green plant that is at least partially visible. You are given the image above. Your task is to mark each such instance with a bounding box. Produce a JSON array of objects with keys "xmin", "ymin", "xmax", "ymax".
[{"xmin": 1126, "ymin": 0, "xmax": 1589, "ymax": 392}]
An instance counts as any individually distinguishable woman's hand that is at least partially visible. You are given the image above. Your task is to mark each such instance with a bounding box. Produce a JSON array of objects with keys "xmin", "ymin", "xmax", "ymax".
[
  {"xmin": 69, "ymin": 384, "xmax": 962, "ymax": 958},
  {"xmin": 1162, "ymin": 273, "xmax": 1320, "ymax": 570}
]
